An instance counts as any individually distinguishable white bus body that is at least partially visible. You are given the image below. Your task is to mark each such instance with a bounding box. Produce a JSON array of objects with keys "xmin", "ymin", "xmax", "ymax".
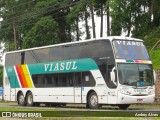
[{"xmin": 3, "ymin": 36, "xmax": 155, "ymax": 109}]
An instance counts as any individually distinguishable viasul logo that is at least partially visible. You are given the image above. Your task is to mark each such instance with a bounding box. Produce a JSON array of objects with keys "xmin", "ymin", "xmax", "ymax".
[
  {"xmin": 44, "ymin": 61, "xmax": 77, "ymax": 72},
  {"xmin": 116, "ymin": 41, "xmax": 144, "ymax": 46}
]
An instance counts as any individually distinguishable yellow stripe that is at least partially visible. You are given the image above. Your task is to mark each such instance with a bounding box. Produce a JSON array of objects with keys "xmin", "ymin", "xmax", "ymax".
[
  {"xmin": 141, "ymin": 60, "xmax": 148, "ymax": 64},
  {"xmin": 21, "ymin": 65, "xmax": 33, "ymax": 88}
]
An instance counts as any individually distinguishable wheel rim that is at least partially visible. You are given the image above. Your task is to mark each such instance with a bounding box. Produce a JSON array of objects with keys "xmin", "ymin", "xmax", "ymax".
[
  {"xmin": 27, "ymin": 94, "xmax": 33, "ymax": 105},
  {"xmin": 90, "ymin": 95, "xmax": 98, "ymax": 107},
  {"xmin": 19, "ymin": 94, "xmax": 24, "ymax": 104}
]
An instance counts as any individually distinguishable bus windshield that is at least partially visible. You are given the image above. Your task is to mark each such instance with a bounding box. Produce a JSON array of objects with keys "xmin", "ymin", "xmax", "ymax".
[
  {"xmin": 113, "ymin": 40, "xmax": 150, "ymax": 60},
  {"xmin": 118, "ymin": 64, "xmax": 154, "ymax": 86}
]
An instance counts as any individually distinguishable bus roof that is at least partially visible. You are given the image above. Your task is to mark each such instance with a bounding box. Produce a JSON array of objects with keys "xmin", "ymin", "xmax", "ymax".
[{"xmin": 5, "ymin": 36, "xmax": 143, "ymax": 54}]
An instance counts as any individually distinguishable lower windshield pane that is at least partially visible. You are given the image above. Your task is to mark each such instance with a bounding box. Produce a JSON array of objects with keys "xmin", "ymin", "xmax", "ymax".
[{"xmin": 118, "ymin": 64, "xmax": 154, "ymax": 86}]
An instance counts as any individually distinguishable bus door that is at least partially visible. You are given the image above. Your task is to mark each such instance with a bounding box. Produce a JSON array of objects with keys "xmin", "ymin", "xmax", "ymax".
[
  {"xmin": 107, "ymin": 66, "xmax": 118, "ymax": 104},
  {"xmin": 107, "ymin": 88, "xmax": 117, "ymax": 104},
  {"xmin": 4, "ymin": 76, "xmax": 17, "ymax": 101},
  {"xmin": 4, "ymin": 76, "xmax": 10, "ymax": 101},
  {"xmin": 74, "ymin": 72, "xmax": 82, "ymax": 103}
]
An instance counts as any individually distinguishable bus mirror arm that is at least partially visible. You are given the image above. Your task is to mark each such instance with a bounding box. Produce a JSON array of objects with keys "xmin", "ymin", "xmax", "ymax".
[{"xmin": 110, "ymin": 67, "xmax": 117, "ymax": 86}]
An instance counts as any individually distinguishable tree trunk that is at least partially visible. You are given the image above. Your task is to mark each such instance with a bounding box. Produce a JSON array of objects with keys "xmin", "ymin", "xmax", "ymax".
[
  {"xmin": 90, "ymin": 5, "xmax": 96, "ymax": 38},
  {"xmin": 13, "ymin": 22, "xmax": 17, "ymax": 50},
  {"xmin": 68, "ymin": 24, "xmax": 72, "ymax": 41},
  {"xmin": 152, "ymin": 0, "xmax": 160, "ymax": 26},
  {"xmin": 100, "ymin": 4, "xmax": 103, "ymax": 37},
  {"xmin": 85, "ymin": 10, "xmax": 90, "ymax": 39},
  {"xmin": 127, "ymin": 12, "xmax": 132, "ymax": 37},
  {"xmin": 106, "ymin": 4, "xmax": 110, "ymax": 36},
  {"xmin": 76, "ymin": 18, "xmax": 79, "ymax": 41}
]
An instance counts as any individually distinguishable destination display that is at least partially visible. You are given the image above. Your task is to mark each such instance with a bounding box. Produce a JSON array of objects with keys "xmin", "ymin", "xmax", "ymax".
[{"xmin": 113, "ymin": 40, "xmax": 150, "ymax": 60}]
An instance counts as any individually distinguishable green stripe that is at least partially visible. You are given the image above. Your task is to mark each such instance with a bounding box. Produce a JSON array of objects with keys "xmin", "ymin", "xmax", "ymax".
[
  {"xmin": 5, "ymin": 66, "xmax": 20, "ymax": 88},
  {"xmin": 28, "ymin": 58, "xmax": 98, "ymax": 75}
]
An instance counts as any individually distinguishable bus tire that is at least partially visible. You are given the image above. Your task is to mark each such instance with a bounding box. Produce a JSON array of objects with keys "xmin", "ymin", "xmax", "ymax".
[
  {"xmin": 26, "ymin": 92, "xmax": 34, "ymax": 107},
  {"xmin": 18, "ymin": 92, "xmax": 26, "ymax": 106},
  {"xmin": 118, "ymin": 104, "xmax": 130, "ymax": 110},
  {"xmin": 87, "ymin": 92, "xmax": 99, "ymax": 109}
]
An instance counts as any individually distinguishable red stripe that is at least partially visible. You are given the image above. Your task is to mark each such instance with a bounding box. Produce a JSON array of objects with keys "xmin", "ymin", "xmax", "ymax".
[
  {"xmin": 19, "ymin": 66, "xmax": 28, "ymax": 88},
  {"xmin": 16, "ymin": 65, "xmax": 28, "ymax": 88},
  {"xmin": 16, "ymin": 65, "xmax": 25, "ymax": 88}
]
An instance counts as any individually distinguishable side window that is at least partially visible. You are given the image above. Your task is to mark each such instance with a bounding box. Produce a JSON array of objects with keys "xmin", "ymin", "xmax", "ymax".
[
  {"xmin": 25, "ymin": 51, "xmax": 38, "ymax": 64},
  {"xmin": 79, "ymin": 43, "xmax": 90, "ymax": 58},
  {"xmin": 46, "ymin": 75, "xmax": 52, "ymax": 84},
  {"xmin": 63, "ymin": 44, "xmax": 82, "ymax": 60},
  {"xmin": 25, "ymin": 48, "xmax": 50, "ymax": 64},
  {"xmin": 15, "ymin": 52, "xmax": 22, "ymax": 65},
  {"xmin": 63, "ymin": 45, "xmax": 73, "ymax": 60},
  {"xmin": 98, "ymin": 63, "xmax": 107, "ymax": 82},
  {"xmin": 50, "ymin": 46, "xmax": 64, "ymax": 61},
  {"xmin": 53, "ymin": 74, "xmax": 59, "ymax": 87},
  {"xmin": 74, "ymin": 72, "xmax": 81, "ymax": 87},
  {"xmin": 58, "ymin": 73, "xmax": 67, "ymax": 87},
  {"xmin": 66, "ymin": 73, "xmax": 74, "ymax": 87},
  {"xmin": 34, "ymin": 48, "xmax": 50, "ymax": 63},
  {"xmin": 32, "ymin": 73, "xmax": 74, "ymax": 88},
  {"xmin": 82, "ymin": 72, "xmax": 95, "ymax": 87},
  {"xmin": 6, "ymin": 52, "xmax": 22, "ymax": 66},
  {"xmin": 32, "ymin": 75, "xmax": 42, "ymax": 87},
  {"xmin": 32, "ymin": 75, "xmax": 38, "ymax": 85},
  {"xmin": 5, "ymin": 53, "xmax": 15, "ymax": 66}
]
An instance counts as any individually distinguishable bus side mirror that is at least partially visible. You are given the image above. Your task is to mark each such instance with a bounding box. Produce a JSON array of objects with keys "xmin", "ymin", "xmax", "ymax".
[
  {"xmin": 110, "ymin": 71, "xmax": 115, "ymax": 81},
  {"xmin": 110, "ymin": 67, "xmax": 117, "ymax": 86}
]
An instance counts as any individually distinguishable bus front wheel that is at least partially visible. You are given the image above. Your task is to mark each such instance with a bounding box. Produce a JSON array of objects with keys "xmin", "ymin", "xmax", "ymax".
[
  {"xmin": 26, "ymin": 92, "xmax": 34, "ymax": 106},
  {"xmin": 87, "ymin": 92, "xmax": 99, "ymax": 109},
  {"xmin": 18, "ymin": 92, "xmax": 26, "ymax": 106}
]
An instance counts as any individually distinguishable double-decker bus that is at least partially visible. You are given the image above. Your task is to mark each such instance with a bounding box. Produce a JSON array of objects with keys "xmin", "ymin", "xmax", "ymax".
[{"xmin": 3, "ymin": 36, "xmax": 155, "ymax": 109}]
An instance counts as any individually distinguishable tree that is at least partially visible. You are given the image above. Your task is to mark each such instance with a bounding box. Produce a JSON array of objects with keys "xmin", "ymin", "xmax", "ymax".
[
  {"xmin": 106, "ymin": 0, "xmax": 110, "ymax": 36},
  {"xmin": 67, "ymin": 0, "xmax": 88, "ymax": 40},
  {"xmin": 23, "ymin": 16, "xmax": 59, "ymax": 48},
  {"xmin": 152, "ymin": 0, "xmax": 160, "ymax": 26},
  {"xmin": 0, "ymin": 0, "xmax": 37, "ymax": 50},
  {"xmin": 94, "ymin": 0, "xmax": 107, "ymax": 37},
  {"xmin": 1, "ymin": 0, "xmax": 160, "ymax": 51},
  {"xmin": 89, "ymin": 3, "xmax": 96, "ymax": 38},
  {"xmin": 84, "ymin": 9, "xmax": 91, "ymax": 39},
  {"xmin": 109, "ymin": 0, "xmax": 150, "ymax": 37}
]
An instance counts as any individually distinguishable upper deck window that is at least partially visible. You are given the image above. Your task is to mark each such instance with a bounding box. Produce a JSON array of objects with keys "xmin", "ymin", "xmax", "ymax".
[{"xmin": 113, "ymin": 40, "xmax": 150, "ymax": 60}]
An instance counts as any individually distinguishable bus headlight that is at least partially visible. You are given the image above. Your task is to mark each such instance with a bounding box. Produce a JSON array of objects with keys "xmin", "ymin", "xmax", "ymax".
[
  {"xmin": 148, "ymin": 87, "xmax": 155, "ymax": 95},
  {"xmin": 119, "ymin": 86, "xmax": 131, "ymax": 95}
]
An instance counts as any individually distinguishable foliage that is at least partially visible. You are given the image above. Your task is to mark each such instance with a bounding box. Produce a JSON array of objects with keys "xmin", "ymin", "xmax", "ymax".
[
  {"xmin": 150, "ymin": 50, "xmax": 160, "ymax": 70},
  {"xmin": 143, "ymin": 27, "xmax": 160, "ymax": 50},
  {"xmin": 145, "ymin": 27, "xmax": 160, "ymax": 70},
  {"xmin": 0, "ymin": 0, "xmax": 160, "ymax": 69},
  {"xmin": 23, "ymin": 16, "xmax": 59, "ymax": 48}
]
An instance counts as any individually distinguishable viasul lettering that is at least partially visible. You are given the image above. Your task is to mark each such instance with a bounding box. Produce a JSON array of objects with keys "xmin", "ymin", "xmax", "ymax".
[
  {"xmin": 117, "ymin": 41, "xmax": 144, "ymax": 46},
  {"xmin": 44, "ymin": 61, "xmax": 77, "ymax": 72}
]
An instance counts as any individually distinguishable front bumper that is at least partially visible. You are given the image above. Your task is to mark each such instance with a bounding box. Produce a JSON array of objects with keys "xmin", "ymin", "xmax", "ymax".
[{"xmin": 117, "ymin": 93, "xmax": 155, "ymax": 104}]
